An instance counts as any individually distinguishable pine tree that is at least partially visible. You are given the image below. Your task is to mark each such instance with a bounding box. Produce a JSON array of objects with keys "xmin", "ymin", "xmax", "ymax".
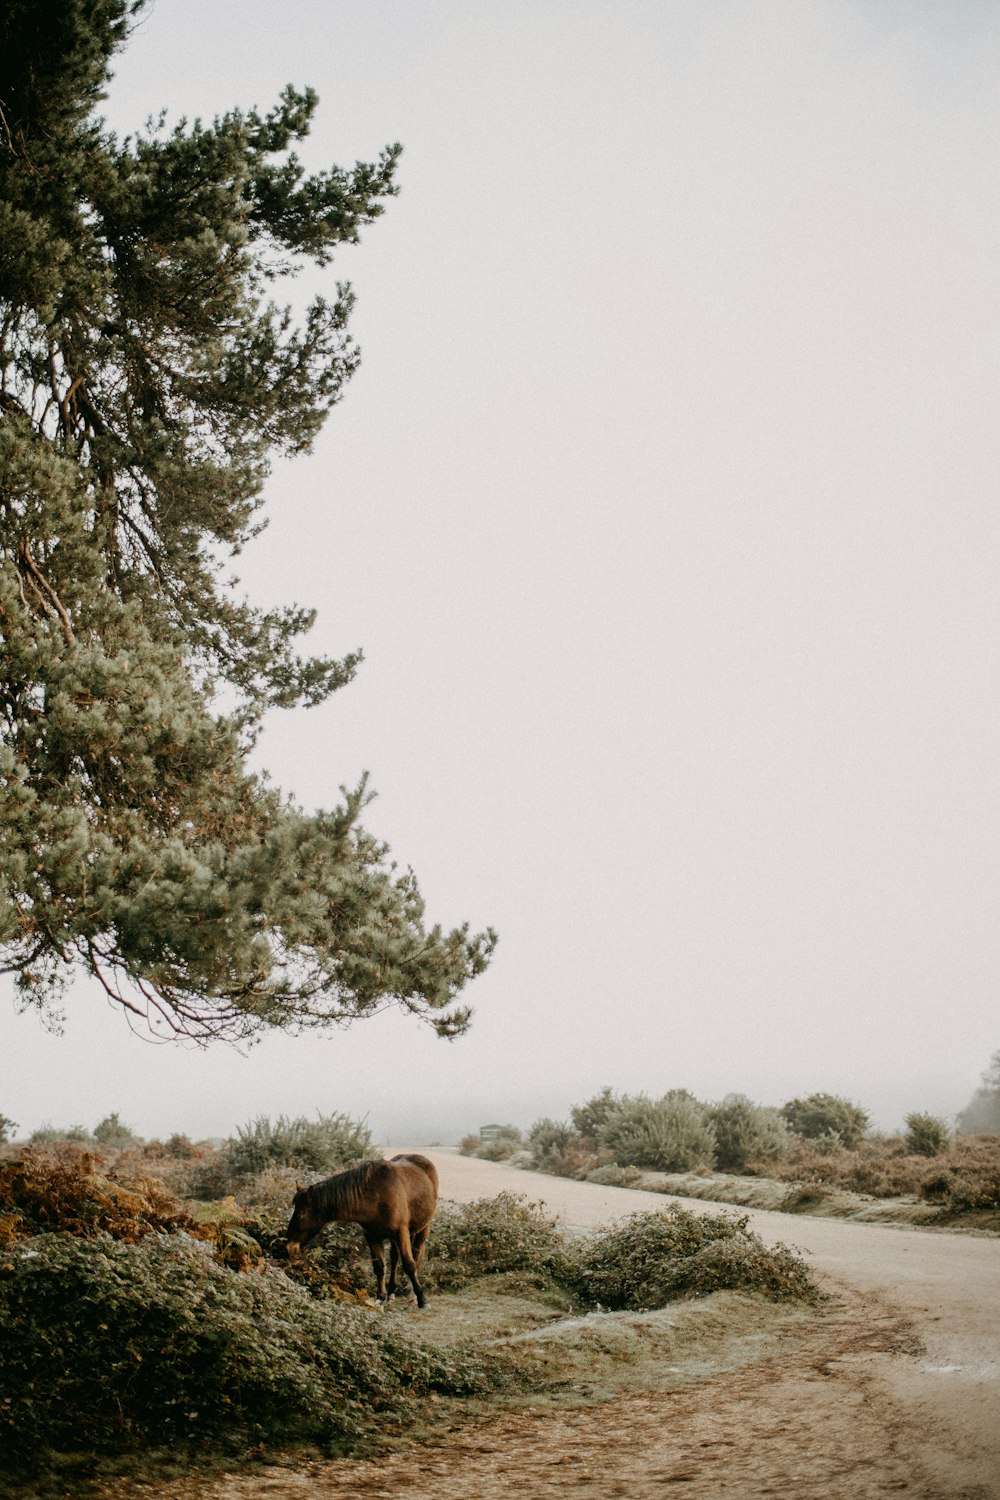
[
  {"xmin": 0, "ymin": 0, "xmax": 495, "ymax": 1041},
  {"xmin": 957, "ymin": 1051, "xmax": 1000, "ymax": 1134}
]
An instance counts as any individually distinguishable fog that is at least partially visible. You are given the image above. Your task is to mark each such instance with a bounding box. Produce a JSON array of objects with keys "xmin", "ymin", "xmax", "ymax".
[{"xmin": 4, "ymin": 0, "xmax": 1000, "ymax": 1142}]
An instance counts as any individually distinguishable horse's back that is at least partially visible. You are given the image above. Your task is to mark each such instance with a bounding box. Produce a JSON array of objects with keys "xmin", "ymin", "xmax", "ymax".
[
  {"xmin": 390, "ymin": 1153, "xmax": 439, "ymax": 1221},
  {"xmin": 391, "ymin": 1152, "xmax": 439, "ymax": 1191}
]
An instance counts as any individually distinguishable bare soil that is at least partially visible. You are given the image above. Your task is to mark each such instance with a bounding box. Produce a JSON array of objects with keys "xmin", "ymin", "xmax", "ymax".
[{"xmin": 95, "ymin": 1150, "xmax": 1000, "ymax": 1500}]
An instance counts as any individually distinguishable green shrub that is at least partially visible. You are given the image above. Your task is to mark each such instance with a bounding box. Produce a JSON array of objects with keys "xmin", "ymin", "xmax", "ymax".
[
  {"xmin": 92, "ymin": 1112, "xmax": 142, "ymax": 1148},
  {"xmin": 707, "ymin": 1096, "xmax": 792, "ymax": 1172},
  {"xmin": 192, "ymin": 1113, "xmax": 376, "ymax": 1198},
  {"xmin": 903, "ymin": 1112, "xmax": 951, "ymax": 1158},
  {"xmin": 164, "ymin": 1133, "xmax": 198, "ymax": 1160},
  {"xmin": 599, "ymin": 1092, "xmax": 717, "ymax": 1173},
  {"xmin": 780, "ymin": 1093, "xmax": 870, "ymax": 1150},
  {"xmin": 784, "ymin": 1136, "xmax": 853, "ymax": 1180},
  {"xmin": 470, "ymin": 1125, "xmax": 527, "ymax": 1162},
  {"xmin": 230, "ymin": 1112, "xmax": 375, "ymax": 1176},
  {"xmin": 240, "ymin": 1202, "xmax": 377, "ymax": 1299},
  {"xmin": 567, "ymin": 1205, "xmax": 816, "ymax": 1309},
  {"xmin": 525, "ymin": 1118, "xmax": 604, "ymax": 1177},
  {"xmin": 0, "ymin": 1114, "xmax": 17, "ymax": 1145},
  {"xmin": 569, "ymin": 1087, "xmax": 618, "ymax": 1144},
  {"xmin": 428, "ymin": 1192, "xmax": 570, "ymax": 1290},
  {"xmin": 0, "ymin": 1233, "xmax": 517, "ymax": 1478},
  {"xmin": 28, "ymin": 1123, "xmax": 92, "ymax": 1145},
  {"xmin": 280, "ymin": 1224, "xmax": 378, "ymax": 1301},
  {"xmin": 231, "ymin": 1163, "xmax": 303, "ymax": 1215},
  {"xmin": 528, "ymin": 1118, "xmax": 577, "ymax": 1165},
  {"xmin": 183, "ymin": 1147, "xmax": 236, "ymax": 1201}
]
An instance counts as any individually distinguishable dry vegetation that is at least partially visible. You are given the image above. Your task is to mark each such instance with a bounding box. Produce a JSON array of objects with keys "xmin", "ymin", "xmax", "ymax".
[{"xmin": 0, "ymin": 1117, "xmax": 820, "ymax": 1495}]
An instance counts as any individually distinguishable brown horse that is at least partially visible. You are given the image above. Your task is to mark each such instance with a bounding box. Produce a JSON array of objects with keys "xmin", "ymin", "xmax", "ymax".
[{"xmin": 285, "ymin": 1153, "xmax": 439, "ymax": 1308}]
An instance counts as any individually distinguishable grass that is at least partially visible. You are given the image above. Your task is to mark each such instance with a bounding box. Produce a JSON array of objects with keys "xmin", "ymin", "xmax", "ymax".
[{"xmin": 392, "ymin": 1279, "xmax": 816, "ymax": 1418}]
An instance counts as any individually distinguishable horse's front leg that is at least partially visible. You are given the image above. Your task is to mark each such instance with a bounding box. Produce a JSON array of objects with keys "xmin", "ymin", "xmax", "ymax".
[{"xmin": 363, "ymin": 1228, "xmax": 388, "ymax": 1301}]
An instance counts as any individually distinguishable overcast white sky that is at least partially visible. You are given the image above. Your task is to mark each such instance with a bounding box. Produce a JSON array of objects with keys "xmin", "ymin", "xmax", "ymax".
[{"xmin": 4, "ymin": 0, "xmax": 1000, "ymax": 1142}]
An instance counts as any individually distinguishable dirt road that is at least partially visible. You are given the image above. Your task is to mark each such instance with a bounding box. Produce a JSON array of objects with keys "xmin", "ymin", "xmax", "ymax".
[{"xmin": 394, "ymin": 1149, "xmax": 1000, "ymax": 1498}]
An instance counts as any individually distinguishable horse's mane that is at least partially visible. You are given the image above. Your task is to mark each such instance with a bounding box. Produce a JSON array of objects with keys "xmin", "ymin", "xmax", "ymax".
[{"xmin": 307, "ymin": 1159, "xmax": 385, "ymax": 1219}]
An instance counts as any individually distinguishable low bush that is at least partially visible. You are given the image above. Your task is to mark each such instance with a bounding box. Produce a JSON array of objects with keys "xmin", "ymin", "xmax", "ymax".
[
  {"xmin": 598, "ymin": 1092, "xmax": 717, "ymax": 1173},
  {"xmin": 781, "ymin": 1182, "xmax": 837, "ymax": 1211},
  {"xmin": 28, "ymin": 1123, "xmax": 92, "ymax": 1145},
  {"xmin": 226, "ymin": 1112, "xmax": 375, "ymax": 1180},
  {"xmin": 188, "ymin": 1113, "xmax": 375, "ymax": 1200},
  {"xmin": 183, "ymin": 1147, "xmax": 238, "ymax": 1201},
  {"xmin": 428, "ymin": 1192, "xmax": 570, "ymax": 1290},
  {"xmin": 569, "ymin": 1087, "xmax": 619, "ymax": 1145},
  {"xmin": 918, "ymin": 1138, "xmax": 1000, "ymax": 1213},
  {"xmin": 904, "ymin": 1112, "xmax": 951, "ymax": 1158},
  {"xmin": 165, "ymin": 1133, "xmax": 198, "ymax": 1160},
  {"xmin": 0, "ymin": 1232, "xmax": 518, "ymax": 1479},
  {"xmin": 780, "ymin": 1094, "xmax": 870, "ymax": 1150},
  {"xmin": 460, "ymin": 1125, "xmax": 527, "ymax": 1163},
  {"xmin": 527, "ymin": 1118, "xmax": 606, "ymax": 1179},
  {"xmin": 567, "ymin": 1205, "xmax": 816, "ymax": 1309},
  {"xmin": 108, "ymin": 1138, "xmax": 217, "ymax": 1199},
  {"xmin": 707, "ymin": 1097, "xmax": 793, "ymax": 1172},
  {"xmin": 0, "ymin": 1149, "xmax": 205, "ymax": 1244},
  {"xmin": 584, "ymin": 1163, "xmax": 644, "ymax": 1187},
  {"xmin": 754, "ymin": 1131, "xmax": 1000, "ymax": 1209},
  {"xmin": 92, "ymin": 1113, "xmax": 142, "ymax": 1149},
  {"xmin": 932, "ymin": 1171, "xmax": 1000, "ymax": 1212},
  {"xmin": 840, "ymin": 1150, "xmax": 930, "ymax": 1199},
  {"xmin": 527, "ymin": 1117, "xmax": 577, "ymax": 1168}
]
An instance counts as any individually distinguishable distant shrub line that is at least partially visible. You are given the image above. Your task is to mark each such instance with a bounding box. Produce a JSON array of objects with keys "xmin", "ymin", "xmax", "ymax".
[{"xmin": 462, "ymin": 1087, "xmax": 1000, "ymax": 1217}]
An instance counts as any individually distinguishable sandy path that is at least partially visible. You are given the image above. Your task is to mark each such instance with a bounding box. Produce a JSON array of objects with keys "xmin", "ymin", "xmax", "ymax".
[{"xmin": 393, "ymin": 1148, "xmax": 1000, "ymax": 1498}]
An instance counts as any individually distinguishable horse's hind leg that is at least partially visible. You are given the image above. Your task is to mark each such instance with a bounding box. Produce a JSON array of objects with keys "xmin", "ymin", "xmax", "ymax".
[
  {"xmin": 386, "ymin": 1240, "xmax": 400, "ymax": 1300},
  {"xmin": 363, "ymin": 1228, "xmax": 388, "ymax": 1302},
  {"xmin": 387, "ymin": 1224, "xmax": 425, "ymax": 1297},
  {"xmin": 395, "ymin": 1224, "xmax": 427, "ymax": 1308}
]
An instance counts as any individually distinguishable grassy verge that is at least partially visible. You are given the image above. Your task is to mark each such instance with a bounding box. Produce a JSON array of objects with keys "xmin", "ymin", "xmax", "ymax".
[
  {"xmin": 619, "ymin": 1169, "xmax": 1000, "ymax": 1232},
  {"xmin": 387, "ymin": 1278, "xmax": 816, "ymax": 1422}
]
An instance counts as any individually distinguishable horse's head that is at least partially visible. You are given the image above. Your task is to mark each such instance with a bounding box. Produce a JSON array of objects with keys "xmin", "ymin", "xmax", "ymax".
[{"xmin": 285, "ymin": 1184, "xmax": 322, "ymax": 1257}]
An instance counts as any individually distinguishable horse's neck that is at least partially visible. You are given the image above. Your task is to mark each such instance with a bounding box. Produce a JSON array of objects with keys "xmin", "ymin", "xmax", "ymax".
[{"xmin": 322, "ymin": 1200, "xmax": 353, "ymax": 1227}]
